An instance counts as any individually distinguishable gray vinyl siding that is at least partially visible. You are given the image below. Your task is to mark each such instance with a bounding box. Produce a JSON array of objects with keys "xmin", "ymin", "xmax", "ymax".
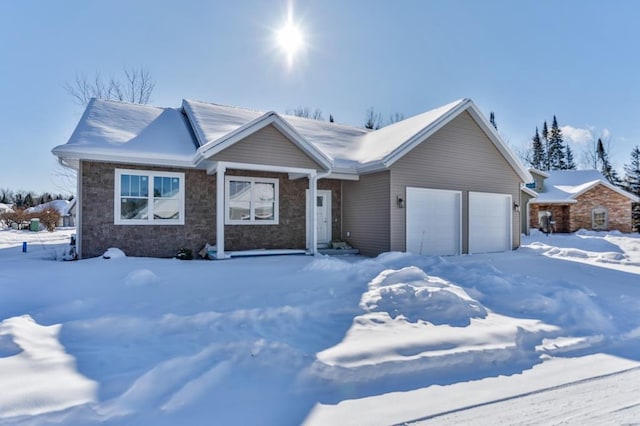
[
  {"xmin": 390, "ymin": 111, "xmax": 521, "ymax": 253},
  {"xmin": 342, "ymin": 171, "xmax": 390, "ymax": 256},
  {"xmin": 211, "ymin": 124, "xmax": 323, "ymax": 170}
]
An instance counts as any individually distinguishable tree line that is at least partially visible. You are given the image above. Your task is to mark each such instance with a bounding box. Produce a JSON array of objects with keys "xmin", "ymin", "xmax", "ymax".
[{"xmin": 0, "ymin": 189, "xmax": 73, "ymax": 208}]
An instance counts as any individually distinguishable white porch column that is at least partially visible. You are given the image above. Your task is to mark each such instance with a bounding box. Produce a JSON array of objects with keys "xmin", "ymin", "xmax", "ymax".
[
  {"xmin": 216, "ymin": 163, "xmax": 227, "ymax": 259},
  {"xmin": 308, "ymin": 171, "xmax": 318, "ymax": 255}
]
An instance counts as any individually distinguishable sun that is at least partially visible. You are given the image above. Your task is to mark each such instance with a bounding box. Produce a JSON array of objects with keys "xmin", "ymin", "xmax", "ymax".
[{"xmin": 276, "ymin": 13, "xmax": 305, "ymax": 68}]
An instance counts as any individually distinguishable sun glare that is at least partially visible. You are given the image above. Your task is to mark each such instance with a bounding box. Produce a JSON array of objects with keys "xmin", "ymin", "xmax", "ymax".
[{"xmin": 276, "ymin": 10, "xmax": 305, "ymax": 68}]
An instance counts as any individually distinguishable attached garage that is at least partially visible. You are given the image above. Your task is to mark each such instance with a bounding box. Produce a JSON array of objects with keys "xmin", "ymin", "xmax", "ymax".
[
  {"xmin": 468, "ymin": 192, "xmax": 512, "ymax": 254},
  {"xmin": 406, "ymin": 187, "xmax": 461, "ymax": 255}
]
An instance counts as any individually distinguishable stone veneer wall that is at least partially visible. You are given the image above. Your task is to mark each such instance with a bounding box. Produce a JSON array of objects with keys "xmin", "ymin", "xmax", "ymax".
[
  {"xmin": 529, "ymin": 185, "xmax": 633, "ymax": 233},
  {"xmin": 570, "ymin": 185, "xmax": 633, "ymax": 233},
  {"xmin": 81, "ymin": 163, "xmax": 343, "ymax": 257},
  {"xmin": 81, "ymin": 162, "xmax": 216, "ymax": 258}
]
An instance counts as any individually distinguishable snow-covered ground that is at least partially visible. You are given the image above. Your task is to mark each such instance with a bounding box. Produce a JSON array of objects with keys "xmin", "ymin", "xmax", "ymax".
[{"xmin": 1, "ymin": 228, "xmax": 639, "ymax": 425}]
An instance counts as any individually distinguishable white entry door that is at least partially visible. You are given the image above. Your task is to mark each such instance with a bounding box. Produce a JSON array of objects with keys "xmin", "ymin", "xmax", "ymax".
[
  {"xmin": 468, "ymin": 192, "xmax": 512, "ymax": 253},
  {"xmin": 315, "ymin": 190, "xmax": 332, "ymax": 245},
  {"xmin": 406, "ymin": 187, "xmax": 461, "ymax": 255}
]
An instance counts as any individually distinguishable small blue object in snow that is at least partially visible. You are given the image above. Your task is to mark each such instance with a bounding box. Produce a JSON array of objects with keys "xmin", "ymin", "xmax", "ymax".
[{"xmin": 22, "ymin": 242, "xmax": 27, "ymax": 253}]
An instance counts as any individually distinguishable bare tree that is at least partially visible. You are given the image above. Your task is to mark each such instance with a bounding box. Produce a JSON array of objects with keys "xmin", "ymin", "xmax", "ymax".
[
  {"xmin": 388, "ymin": 112, "xmax": 405, "ymax": 125},
  {"xmin": 286, "ymin": 107, "xmax": 324, "ymax": 121},
  {"xmin": 364, "ymin": 107, "xmax": 383, "ymax": 130},
  {"xmin": 64, "ymin": 66, "xmax": 155, "ymax": 106}
]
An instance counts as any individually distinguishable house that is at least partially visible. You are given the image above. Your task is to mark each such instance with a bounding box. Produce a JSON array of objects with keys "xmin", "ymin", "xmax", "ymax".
[
  {"xmin": 527, "ymin": 169, "xmax": 639, "ymax": 233},
  {"xmin": 0, "ymin": 203, "xmax": 12, "ymax": 214},
  {"xmin": 26, "ymin": 199, "xmax": 75, "ymax": 228},
  {"xmin": 52, "ymin": 98, "xmax": 531, "ymax": 259}
]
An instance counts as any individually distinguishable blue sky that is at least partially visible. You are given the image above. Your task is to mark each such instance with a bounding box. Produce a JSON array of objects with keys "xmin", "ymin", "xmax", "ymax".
[{"xmin": 2, "ymin": 0, "xmax": 640, "ymax": 194}]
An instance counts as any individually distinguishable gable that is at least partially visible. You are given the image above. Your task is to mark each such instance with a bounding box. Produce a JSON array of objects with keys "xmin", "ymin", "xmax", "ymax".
[
  {"xmin": 575, "ymin": 183, "xmax": 633, "ymax": 206},
  {"xmin": 209, "ymin": 124, "xmax": 324, "ymax": 170},
  {"xmin": 391, "ymin": 111, "xmax": 519, "ymax": 191}
]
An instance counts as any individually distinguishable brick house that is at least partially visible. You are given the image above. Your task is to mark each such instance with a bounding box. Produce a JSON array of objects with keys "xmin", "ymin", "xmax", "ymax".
[
  {"xmin": 528, "ymin": 170, "xmax": 639, "ymax": 233},
  {"xmin": 52, "ymin": 98, "xmax": 531, "ymax": 259}
]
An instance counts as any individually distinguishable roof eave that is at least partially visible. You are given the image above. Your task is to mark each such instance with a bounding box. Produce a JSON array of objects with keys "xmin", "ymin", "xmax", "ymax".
[{"xmin": 52, "ymin": 148, "xmax": 197, "ymax": 169}]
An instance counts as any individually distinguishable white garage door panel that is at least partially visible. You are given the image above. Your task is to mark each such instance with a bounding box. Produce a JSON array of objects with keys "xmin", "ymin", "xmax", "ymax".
[
  {"xmin": 469, "ymin": 192, "xmax": 512, "ymax": 254},
  {"xmin": 406, "ymin": 188, "xmax": 461, "ymax": 256}
]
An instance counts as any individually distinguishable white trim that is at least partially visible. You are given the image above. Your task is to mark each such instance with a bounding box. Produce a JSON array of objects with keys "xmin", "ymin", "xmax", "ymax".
[
  {"xmin": 52, "ymin": 147, "xmax": 196, "ymax": 169},
  {"xmin": 216, "ymin": 163, "xmax": 227, "ymax": 259},
  {"xmin": 225, "ymin": 176, "xmax": 279, "ymax": 225},
  {"xmin": 77, "ymin": 160, "xmax": 83, "ymax": 258},
  {"xmin": 325, "ymin": 172, "xmax": 359, "ymax": 181},
  {"xmin": 207, "ymin": 160, "xmax": 317, "ymax": 176},
  {"xmin": 114, "ymin": 169, "xmax": 185, "ymax": 225}
]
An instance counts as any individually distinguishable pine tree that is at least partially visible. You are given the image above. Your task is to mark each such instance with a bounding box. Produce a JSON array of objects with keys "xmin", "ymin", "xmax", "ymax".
[
  {"xmin": 565, "ymin": 144, "xmax": 577, "ymax": 170},
  {"xmin": 547, "ymin": 116, "xmax": 566, "ymax": 170},
  {"xmin": 24, "ymin": 193, "xmax": 35, "ymax": 208},
  {"xmin": 623, "ymin": 145, "xmax": 640, "ymax": 196},
  {"xmin": 530, "ymin": 127, "xmax": 545, "ymax": 170},
  {"xmin": 597, "ymin": 138, "xmax": 622, "ymax": 185},
  {"xmin": 489, "ymin": 112, "xmax": 497, "ymax": 130},
  {"xmin": 329, "ymin": 114, "xmax": 334, "ymax": 123},
  {"xmin": 541, "ymin": 121, "xmax": 550, "ymax": 170}
]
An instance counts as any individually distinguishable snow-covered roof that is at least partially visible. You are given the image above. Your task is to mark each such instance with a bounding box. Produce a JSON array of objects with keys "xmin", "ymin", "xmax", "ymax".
[
  {"xmin": 530, "ymin": 170, "xmax": 639, "ymax": 204},
  {"xmin": 0, "ymin": 203, "xmax": 13, "ymax": 213},
  {"xmin": 52, "ymin": 99, "xmax": 198, "ymax": 168},
  {"xmin": 26, "ymin": 199, "xmax": 73, "ymax": 215},
  {"xmin": 53, "ymin": 97, "xmax": 531, "ymax": 181}
]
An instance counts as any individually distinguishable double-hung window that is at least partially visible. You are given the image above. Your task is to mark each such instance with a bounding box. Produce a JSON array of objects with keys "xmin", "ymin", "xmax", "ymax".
[
  {"xmin": 225, "ymin": 176, "xmax": 278, "ymax": 225},
  {"xmin": 592, "ymin": 207, "xmax": 608, "ymax": 230},
  {"xmin": 115, "ymin": 169, "xmax": 185, "ymax": 225}
]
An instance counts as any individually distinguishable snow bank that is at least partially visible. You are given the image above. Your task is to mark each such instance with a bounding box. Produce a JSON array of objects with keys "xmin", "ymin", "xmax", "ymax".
[{"xmin": 0, "ymin": 315, "xmax": 97, "ymax": 418}]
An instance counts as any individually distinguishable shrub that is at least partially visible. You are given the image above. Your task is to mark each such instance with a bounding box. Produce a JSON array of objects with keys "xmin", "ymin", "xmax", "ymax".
[
  {"xmin": 37, "ymin": 208, "xmax": 61, "ymax": 232},
  {"xmin": 0, "ymin": 209, "xmax": 30, "ymax": 229},
  {"xmin": 176, "ymin": 248, "xmax": 193, "ymax": 260}
]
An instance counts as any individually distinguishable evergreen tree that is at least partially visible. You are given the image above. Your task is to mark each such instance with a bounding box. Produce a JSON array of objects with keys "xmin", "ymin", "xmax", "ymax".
[
  {"xmin": 547, "ymin": 116, "xmax": 566, "ymax": 170},
  {"xmin": 23, "ymin": 193, "xmax": 34, "ymax": 208},
  {"xmin": 565, "ymin": 144, "xmax": 577, "ymax": 170},
  {"xmin": 329, "ymin": 114, "xmax": 334, "ymax": 123},
  {"xmin": 541, "ymin": 121, "xmax": 550, "ymax": 170},
  {"xmin": 0, "ymin": 193, "xmax": 7, "ymax": 204},
  {"xmin": 489, "ymin": 112, "xmax": 497, "ymax": 130},
  {"xmin": 623, "ymin": 145, "xmax": 640, "ymax": 196},
  {"xmin": 530, "ymin": 127, "xmax": 545, "ymax": 170},
  {"xmin": 597, "ymin": 138, "xmax": 622, "ymax": 185}
]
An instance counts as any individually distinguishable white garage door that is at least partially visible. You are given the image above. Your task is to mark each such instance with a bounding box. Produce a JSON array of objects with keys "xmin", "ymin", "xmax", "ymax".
[
  {"xmin": 406, "ymin": 187, "xmax": 461, "ymax": 255},
  {"xmin": 469, "ymin": 192, "xmax": 512, "ymax": 254}
]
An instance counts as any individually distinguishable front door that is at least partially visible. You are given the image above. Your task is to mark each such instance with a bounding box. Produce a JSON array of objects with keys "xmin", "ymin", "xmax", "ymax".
[{"xmin": 316, "ymin": 190, "xmax": 332, "ymax": 245}]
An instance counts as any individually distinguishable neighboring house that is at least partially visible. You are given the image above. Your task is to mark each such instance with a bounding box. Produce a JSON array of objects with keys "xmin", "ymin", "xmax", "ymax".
[
  {"xmin": 528, "ymin": 170, "xmax": 639, "ymax": 233},
  {"xmin": 52, "ymin": 97, "xmax": 531, "ymax": 259},
  {"xmin": 0, "ymin": 203, "xmax": 13, "ymax": 214},
  {"xmin": 27, "ymin": 199, "xmax": 75, "ymax": 227}
]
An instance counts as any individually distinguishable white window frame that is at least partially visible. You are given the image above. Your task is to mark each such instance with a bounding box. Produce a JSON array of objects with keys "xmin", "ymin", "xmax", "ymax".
[
  {"xmin": 592, "ymin": 207, "xmax": 608, "ymax": 230},
  {"xmin": 225, "ymin": 176, "xmax": 279, "ymax": 225},
  {"xmin": 114, "ymin": 169, "xmax": 185, "ymax": 225}
]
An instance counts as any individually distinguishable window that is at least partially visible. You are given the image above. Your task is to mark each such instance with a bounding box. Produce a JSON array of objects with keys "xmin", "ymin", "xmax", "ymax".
[
  {"xmin": 225, "ymin": 176, "xmax": 278, "ymax": 225},
  {"xmin": 592, "ymin": 207, "xmax": 608, "ymax": 230},
  {"xmin": 115, "ymin": 169, "xmax": 185, "ymax": 225}
]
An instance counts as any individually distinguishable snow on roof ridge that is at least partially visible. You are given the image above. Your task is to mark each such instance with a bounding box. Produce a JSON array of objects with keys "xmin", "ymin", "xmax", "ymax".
[{"xmin": 184, "ymin": 98, "xmax": 372, "ymax": 132}]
